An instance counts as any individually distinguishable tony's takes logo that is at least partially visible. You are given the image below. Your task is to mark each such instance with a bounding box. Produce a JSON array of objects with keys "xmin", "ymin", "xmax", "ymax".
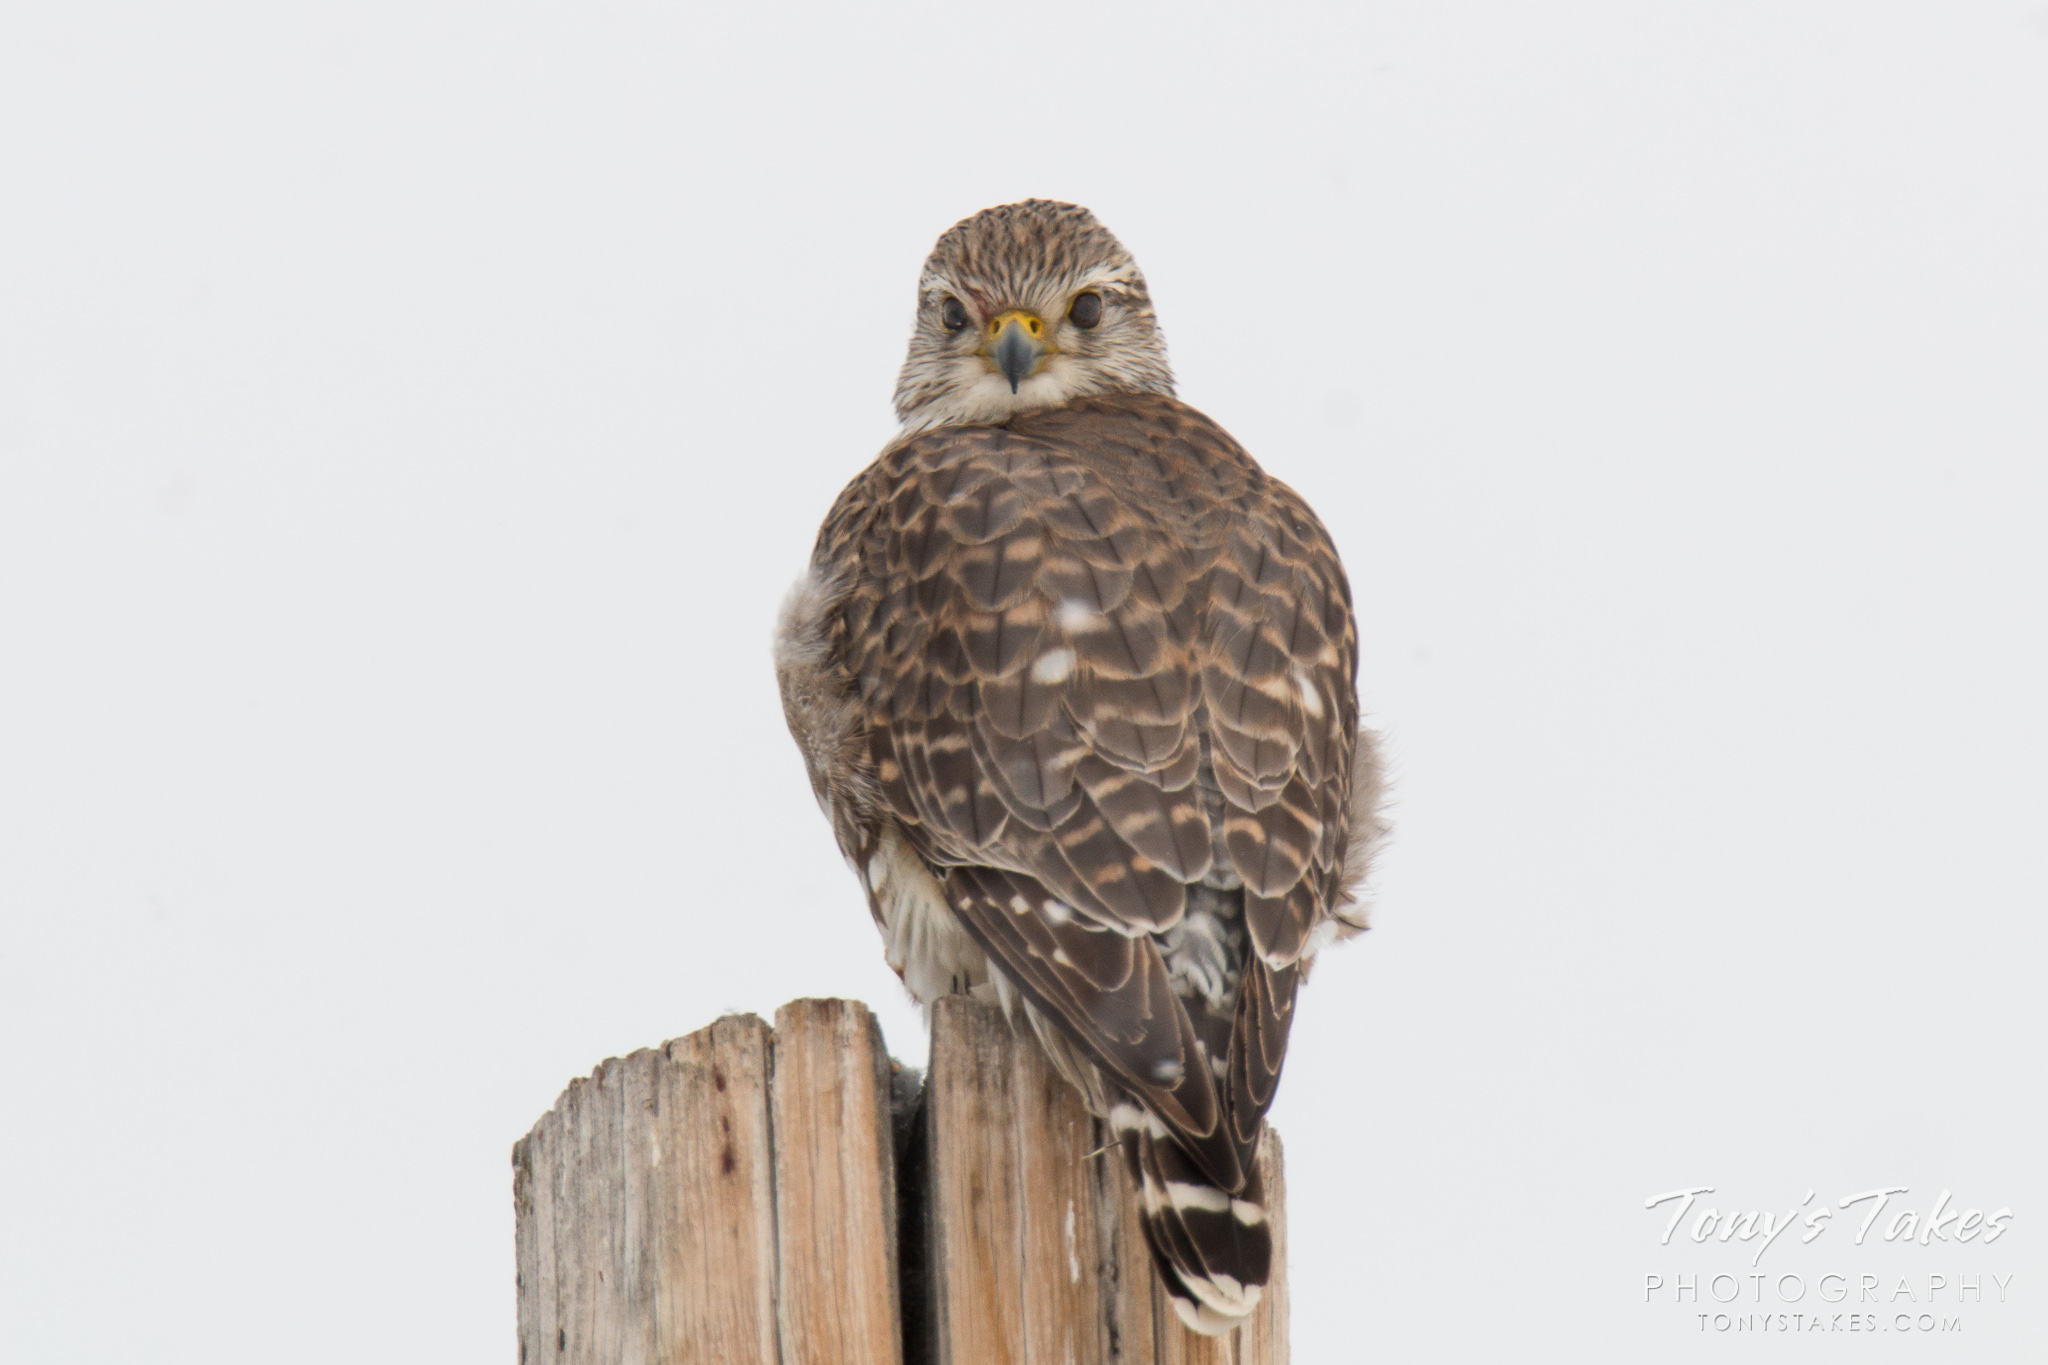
[{"xmin": 1646, "ymin": 1187, "xmax": 2013, "ymax": 1266}]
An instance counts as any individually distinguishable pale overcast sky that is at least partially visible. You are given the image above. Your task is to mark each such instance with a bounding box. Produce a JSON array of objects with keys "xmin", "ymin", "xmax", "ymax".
[{"xmin": 3, "ymin": 3, "xmax": 2044, "ymax": 1360}]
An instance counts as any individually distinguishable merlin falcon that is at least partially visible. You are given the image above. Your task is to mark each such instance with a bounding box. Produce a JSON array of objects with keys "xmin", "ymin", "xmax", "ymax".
[{"xmin": 775, "ymin": 200, "xmax": 1386, "ymax": 1333}]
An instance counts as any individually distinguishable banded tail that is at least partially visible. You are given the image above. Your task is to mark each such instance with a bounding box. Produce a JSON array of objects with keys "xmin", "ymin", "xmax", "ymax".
[{"xmin": 1111, "ymin": 1098, "xmax": 1273, "ymax": 1334}]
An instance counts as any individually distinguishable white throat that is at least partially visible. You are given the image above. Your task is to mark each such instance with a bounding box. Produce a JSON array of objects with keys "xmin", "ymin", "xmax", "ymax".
[{"xmin": 898, "ymin": 354, "xmax": 1102, "ymax": 433}]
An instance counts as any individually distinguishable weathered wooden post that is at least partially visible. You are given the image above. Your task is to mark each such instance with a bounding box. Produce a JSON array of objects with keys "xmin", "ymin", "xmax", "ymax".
[{"xmin": 514, "ymin": 997, "xmax": 1287, "ymax": 1364}]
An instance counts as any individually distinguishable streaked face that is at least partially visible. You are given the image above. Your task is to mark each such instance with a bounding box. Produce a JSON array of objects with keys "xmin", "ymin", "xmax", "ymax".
[{"xmin": 893, "ymin": 202, "xmax": 1174, "ymax": 429}]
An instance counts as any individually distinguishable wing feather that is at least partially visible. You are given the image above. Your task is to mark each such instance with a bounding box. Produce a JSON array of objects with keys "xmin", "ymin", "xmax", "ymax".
[{"xmin": 816, "ymin": 392, "xmax": 1359, "ymax": 1192}]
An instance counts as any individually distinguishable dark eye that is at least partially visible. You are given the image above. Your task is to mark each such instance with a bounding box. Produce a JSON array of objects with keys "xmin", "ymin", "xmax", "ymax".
[
  {"xmin": 941, "ymin": 297, "xmax": 968, "ymax": 332},
  {"xmin": 1068, "ymin": 292, "xmax": 1102, "ymax": 329}
]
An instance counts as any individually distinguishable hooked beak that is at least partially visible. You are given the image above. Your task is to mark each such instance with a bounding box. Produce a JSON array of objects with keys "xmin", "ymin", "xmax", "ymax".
[{"xmin": 983, "ymin": 310, "xmax": 1051, "ymax": 393}]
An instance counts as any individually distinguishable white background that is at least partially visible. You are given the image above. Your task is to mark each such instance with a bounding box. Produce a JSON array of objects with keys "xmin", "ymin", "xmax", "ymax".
[{"xmin": 3, "ymin": 3, "xmax": 2043, "ymax": 1359}]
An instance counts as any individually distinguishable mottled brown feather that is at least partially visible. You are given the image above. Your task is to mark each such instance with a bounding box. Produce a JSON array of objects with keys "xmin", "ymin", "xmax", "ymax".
[{"xmin": 808, "ymin": 391, "xmax": 1359, "ymax": 1195}]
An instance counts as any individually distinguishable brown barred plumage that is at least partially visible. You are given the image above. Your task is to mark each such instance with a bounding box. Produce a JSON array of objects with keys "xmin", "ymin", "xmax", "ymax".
[{"xmin": 775, "ymin": 201, "xmax": 1387, "ymax": 1334}]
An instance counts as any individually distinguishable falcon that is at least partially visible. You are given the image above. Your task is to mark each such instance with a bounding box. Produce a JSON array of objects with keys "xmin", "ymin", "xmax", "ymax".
[{"xmin": 775, "ymin": 200, "xmax": 1386, "ymax": 1333}]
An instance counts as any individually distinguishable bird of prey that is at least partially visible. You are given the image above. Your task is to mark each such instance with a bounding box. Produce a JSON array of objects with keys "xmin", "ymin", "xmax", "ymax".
[{"xmin": 776, "ymin": 199, "xmax": 1385, "ymax": 1334}]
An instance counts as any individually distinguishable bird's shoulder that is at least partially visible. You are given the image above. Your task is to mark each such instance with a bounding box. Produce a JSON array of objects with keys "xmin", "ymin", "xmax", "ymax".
[{"xmin": 817, "ymin": 391, "xmax": 1340, "ymax": 575}]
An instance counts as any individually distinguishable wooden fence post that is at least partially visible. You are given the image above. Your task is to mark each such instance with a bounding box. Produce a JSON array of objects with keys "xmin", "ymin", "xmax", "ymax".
[{"xmin": 514, "ymin": 998, "xmax": 1287, "ymax": 1364}]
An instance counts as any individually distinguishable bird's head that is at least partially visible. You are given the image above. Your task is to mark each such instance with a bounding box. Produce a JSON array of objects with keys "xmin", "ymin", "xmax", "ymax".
[{"xmin": 893, "ymin": 200, "xmax": 1174, "ymax": 431}]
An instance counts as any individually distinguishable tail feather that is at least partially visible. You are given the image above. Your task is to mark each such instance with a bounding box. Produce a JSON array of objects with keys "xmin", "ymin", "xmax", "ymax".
[{"xmin": 1111, "ymin": 1099, "xmax": 1272, "ymax": 1335}]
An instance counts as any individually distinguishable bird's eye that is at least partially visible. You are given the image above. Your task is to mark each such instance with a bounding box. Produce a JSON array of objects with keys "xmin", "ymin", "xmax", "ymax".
[
  {"xmin": 1068, "ymin": 292, "xmax": 1102, "ymax": 329},
  {"xmin": 941, "ymin": 297, "xmax": 968, "ymax": 332}
]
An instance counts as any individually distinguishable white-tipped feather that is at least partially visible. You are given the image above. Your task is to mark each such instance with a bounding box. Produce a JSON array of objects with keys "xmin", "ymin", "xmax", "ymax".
[{"xmin": 1170, "ymin": 1295, "xmax": 1256, "ymax": 1335}]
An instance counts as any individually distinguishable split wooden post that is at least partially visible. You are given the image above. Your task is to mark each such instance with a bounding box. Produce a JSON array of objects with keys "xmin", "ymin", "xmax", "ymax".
[{"xmin": 514, "ymin": 997, "xmax": 1287, "ymax": 1364}]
